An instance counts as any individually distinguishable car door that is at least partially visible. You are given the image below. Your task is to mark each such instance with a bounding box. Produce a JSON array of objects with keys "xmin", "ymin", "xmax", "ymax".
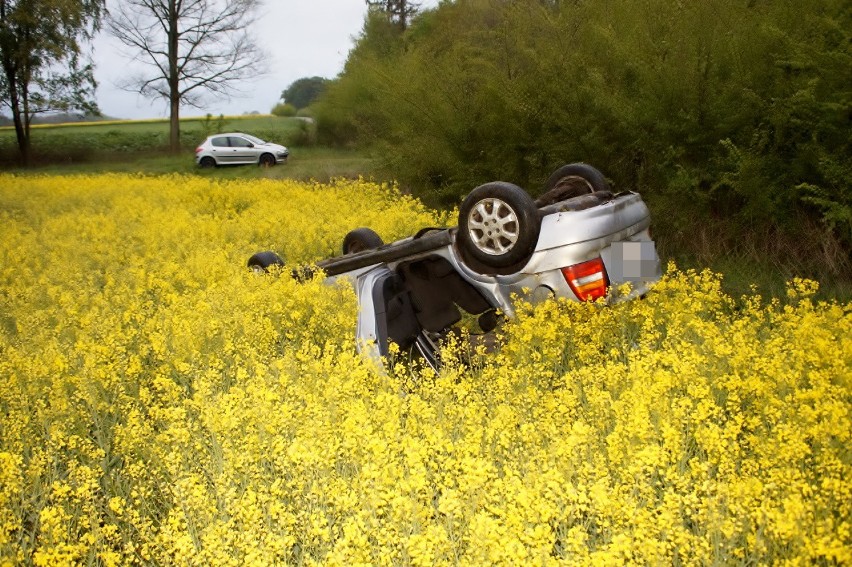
[
  {"xmin": 209, "ymin": 136, "xmax": 233, "ymax": 163},
  {"xmin": 228, "ymin": 136, "xmax": 259, "ymax": 164}
]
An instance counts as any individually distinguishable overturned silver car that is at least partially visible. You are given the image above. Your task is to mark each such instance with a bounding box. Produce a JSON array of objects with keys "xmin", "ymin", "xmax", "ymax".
[{"xmin": 249, "ymin": 163, "xmax": 661, "ymax": 370}]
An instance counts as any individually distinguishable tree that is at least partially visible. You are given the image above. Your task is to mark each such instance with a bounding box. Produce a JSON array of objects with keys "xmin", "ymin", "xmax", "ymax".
[
  {"xmin": 270, "ymin": 102, "xmax": 296, "ymax": 117},
  {"xmin": 108, "ymin": 0, "xmax": 266, "ymax": 153},
  {"xmin": 367, "ymin": 0, "xmax": 420, "ymax": 31},
  {"xmin": 0, "ymin": 0, "xmax": 105, "ymax": 165},
  {"xmin": 280, "ymin": 76, "xmax": 329, "ymax": 110}
]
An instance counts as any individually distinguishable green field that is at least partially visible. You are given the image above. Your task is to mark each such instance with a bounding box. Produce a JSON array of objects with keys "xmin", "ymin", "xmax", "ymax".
[
  {"xmin": 0, "ymin": 115, "xmax": 311, "ymax": 164},
  {"xmin": 2, "ymin": 146, "xmax": 373, "ymax": 181},
  {"xmin": 0, "ymin": 115, "xmax": 379, "ymax": 183}
]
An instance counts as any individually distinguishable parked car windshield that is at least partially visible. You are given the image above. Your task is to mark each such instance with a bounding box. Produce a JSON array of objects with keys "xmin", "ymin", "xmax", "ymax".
[{"xmin": 242, "ymin": 134, "xmax": 266, "ymax": 145}]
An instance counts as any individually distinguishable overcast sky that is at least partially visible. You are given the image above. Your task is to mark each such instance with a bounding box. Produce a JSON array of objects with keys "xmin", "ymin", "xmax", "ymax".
[{"xmin": 93, "ymin": 0, "xmax": 438, "ymax": 120}]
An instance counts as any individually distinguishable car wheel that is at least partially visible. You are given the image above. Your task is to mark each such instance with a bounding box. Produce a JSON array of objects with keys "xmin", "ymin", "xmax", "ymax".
[
  {"xmin": 342, "ymin": 227, "xmax": 384, "ymax": 254},
  {"xmin": 537, "ymin": 163, "xmax": 610, "ymax": 206},
  {"xmin": 259, "ymin": 153, "xmax": 276, "ymax": 167},
  {"xmin": 247, "ymin": 251, "xmax": 285, "ymax": 273},
  {"xmin": 199, "ymin": 156, "xmax": 216, "ymax": 168},
  {"xmin": 457, "ymin": 181, "xmax": 541, "ymax": 270}
]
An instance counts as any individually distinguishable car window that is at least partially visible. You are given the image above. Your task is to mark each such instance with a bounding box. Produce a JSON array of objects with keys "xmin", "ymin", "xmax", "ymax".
[
  {"xmin": 211, "ymin": 137, "xmax": 229, "ymax": 148},
  {"xmin": 229, "ymin": 136, "xmax": 254, "ymax": 148},
  {"xmin": 242, "ymin": 134, "xmax": 266, "ymax": 145}
]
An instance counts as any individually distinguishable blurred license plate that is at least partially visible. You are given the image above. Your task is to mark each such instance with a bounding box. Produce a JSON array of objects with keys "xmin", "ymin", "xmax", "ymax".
[{"xmin": 608, "ymin": 241, "xmax": 661, "ymax": 282}]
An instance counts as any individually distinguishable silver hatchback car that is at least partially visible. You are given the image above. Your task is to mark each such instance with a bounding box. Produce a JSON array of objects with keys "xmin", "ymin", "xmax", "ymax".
[{"xmin": 195, "ymin": 132, "xmax": 289, "ymax": 167}]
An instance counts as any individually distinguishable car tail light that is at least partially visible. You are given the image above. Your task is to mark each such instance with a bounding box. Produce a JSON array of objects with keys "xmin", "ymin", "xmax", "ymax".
[
  {"xmin": 195, "ymin": 147, "xmax": 202, "ymax": 153},
  {"xmin": 562, "ymin": 257, "xmax": 610, "ymax": 301}
]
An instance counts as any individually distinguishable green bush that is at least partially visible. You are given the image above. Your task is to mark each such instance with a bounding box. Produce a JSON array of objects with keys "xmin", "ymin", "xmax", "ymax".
[{"xmin": 271, "ymin": 103, "xmax": 297, "ymax": 117}]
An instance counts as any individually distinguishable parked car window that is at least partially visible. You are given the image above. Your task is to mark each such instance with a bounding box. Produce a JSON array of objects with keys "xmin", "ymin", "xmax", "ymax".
[
  {"xmin": 211, "ymin": 137, "xmax": 229, "ymax": 148},
  {"xmin": 229, "ymin": 136, "xmax": 254, "ymax": 148},
  {"xmin": 242, "ymin": 134, "xmax": 266, "ymax": 145}
]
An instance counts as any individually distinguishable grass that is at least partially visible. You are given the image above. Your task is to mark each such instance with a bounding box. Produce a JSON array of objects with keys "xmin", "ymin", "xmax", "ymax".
[
  {"xmin": 669, "ymin": 252, "xmax": 852, "ymax": 303},
  {"xmin": 0, "ymin": 147, "xmax": 380, "ymax": 184},
  {"xmin": 653, "ymin": 212, "xmax": 852, "ymax": 303}
]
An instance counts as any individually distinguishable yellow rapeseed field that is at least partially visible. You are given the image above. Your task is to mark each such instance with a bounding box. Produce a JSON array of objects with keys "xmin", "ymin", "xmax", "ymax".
[{"xmin": 0, "ymin": 174, "xmax": 849, "ymax": 566}]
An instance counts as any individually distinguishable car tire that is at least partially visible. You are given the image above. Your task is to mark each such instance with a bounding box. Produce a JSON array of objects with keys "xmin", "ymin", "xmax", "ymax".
[
  {"xmin": 343, "ymin": 227, "xmax": 384, "ymax": 254},
  {"xmin": 259, "ymin": 153, "xmax": 276, "ymax": 167},
  {"xmin": 199, "ymin": 156, "xmax": 216, "ymax": 168},
  {"xmin": 458, "ymin": 181, "xmax": 541, "ymax": 271},
  {"xmin": 247, "ymin": 251, "xmax": 285, "ymax": 273},
  {"xmin": 537, "ymin": 163, "xmax": 610, "ymax": 206}
]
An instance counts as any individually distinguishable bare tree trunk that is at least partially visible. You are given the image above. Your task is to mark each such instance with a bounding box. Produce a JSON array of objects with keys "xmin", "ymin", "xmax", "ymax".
[
  {"xmin": 167, "ymin": 0, "xmax": 180, "ymax": 153},
  {"xmin": 3, "ymin": 68, "xmax": 30, "ymax": 166},
  {"xmin": 1, "ymin": 11, "xmax": 29, "ymax": 165},
  {"xmin": 169, "ymin": 94, "xmax": 180, "ymax": 153},
  {"xmin": 10, "ymin": 102, "xmax": 30, "ymax": 166},
  {"xmin": 20, "ymin": 81, "xmax": 31, "ymax": 165}
]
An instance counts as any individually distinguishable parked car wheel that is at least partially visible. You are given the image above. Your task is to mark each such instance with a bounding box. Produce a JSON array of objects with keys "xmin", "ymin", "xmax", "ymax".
[
  {"xmin": 537, "ymin": 163, "xmax": 610, "ymax": 206},
  {"xmin": 343, "ymin": 227, "xmax": 384, "ymax": 255},
  {"xmin": 199, "ymin": 156, "xmax": 216, "ymax": 168},
  {"xmin": 458, "ymin": 182, "xmax": 541, "ymax": 270},
  {"xmin": 247, "ymin": 251, "xmax": 285, "ymax": 273},
  {"xmin": 259, "ymin": 153, "xmax": 276, "ymax": 167}
]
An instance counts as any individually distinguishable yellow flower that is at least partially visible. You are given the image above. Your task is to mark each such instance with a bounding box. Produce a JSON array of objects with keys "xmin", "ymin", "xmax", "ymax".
[{"xmin": 0, "ymin": 173, "xmax": 848, "ymax": 565}]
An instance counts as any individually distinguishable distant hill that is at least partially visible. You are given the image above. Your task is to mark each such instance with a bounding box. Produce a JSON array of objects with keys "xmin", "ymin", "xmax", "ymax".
[{"xmin": 0, "ymin": 113, "xmax": 117, "ymax": 127}]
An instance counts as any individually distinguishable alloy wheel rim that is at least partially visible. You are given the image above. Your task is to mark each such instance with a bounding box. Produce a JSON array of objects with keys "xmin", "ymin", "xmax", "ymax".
[{"xmin": 467, "ymin": 198, "xmax": 520, "ymax": 255}]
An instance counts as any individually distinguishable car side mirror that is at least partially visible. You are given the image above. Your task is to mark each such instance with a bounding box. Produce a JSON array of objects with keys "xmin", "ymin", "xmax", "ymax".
[{"xmin": 247, "ymin": 143, "xmax": 254, "ymax": 148}]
